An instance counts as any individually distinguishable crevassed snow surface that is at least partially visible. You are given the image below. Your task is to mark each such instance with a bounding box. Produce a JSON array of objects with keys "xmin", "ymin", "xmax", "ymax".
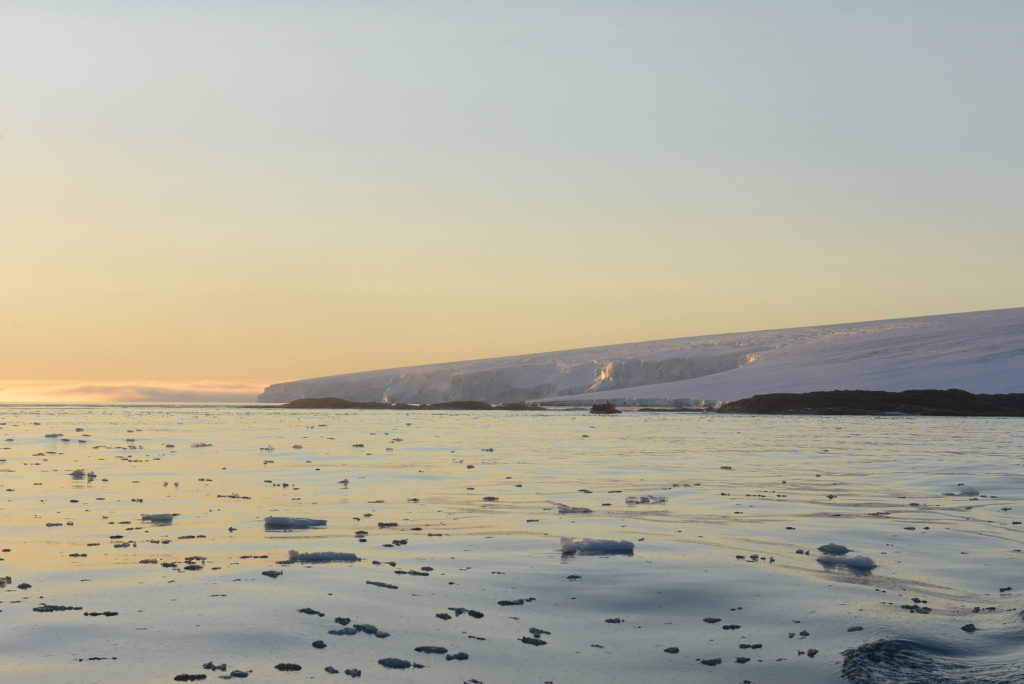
[{"xmin": 259, "ymin": 308, "xmax": 1024, "ymax": 405}]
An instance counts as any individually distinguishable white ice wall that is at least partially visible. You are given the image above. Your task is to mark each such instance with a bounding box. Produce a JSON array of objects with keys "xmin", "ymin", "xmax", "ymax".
[{"xmin": 258, "ymin": 307, "xmax": 1024, "ymax": 405}]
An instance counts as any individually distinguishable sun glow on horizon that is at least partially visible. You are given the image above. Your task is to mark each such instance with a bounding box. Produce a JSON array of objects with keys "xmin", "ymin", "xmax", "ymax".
[{"xmin": 0, "ymin": 380, "xmax": 265, "ymax": 404}]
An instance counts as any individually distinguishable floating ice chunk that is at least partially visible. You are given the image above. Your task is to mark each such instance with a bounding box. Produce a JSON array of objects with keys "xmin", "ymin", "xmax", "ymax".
[
  {"xmin": 141, "ymin": 513, "xmax": 177, "ymax": 523},
  {"xmin": 288, "ymin": 550, "xmax": 359, "ymax": 563},
  {"xmin": 817, "ymin": 543, "xmax": 851, "ymax": 556},
  {"xmin": 264, "ymin": 516, "xmax": 327, "ymax": 529},
  {"xmin": 561, "ymin": 537, "xmax": 634, "ymax": 555},
  {"xmin": 552, "ymin": 502, "xmax": 592, "ymax": 514},
  {"xmin": 626, "ymin": 495, "xmax": 667, "ymax": 505},
  {"xmin": 817, "ymin": 554, "xmax": 876, "ymax": 570}
]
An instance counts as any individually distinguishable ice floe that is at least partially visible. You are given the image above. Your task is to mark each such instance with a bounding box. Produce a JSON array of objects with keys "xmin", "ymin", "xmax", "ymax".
[
  {"xmin": 817, "ymin": 543, "xmax": 851, "ymax": 555},
  {"xmin": 141, "ymin": 513, "xmax": 177, "ymax": 523},
  {"xmin": 552, "ymin": 502, "xmax": 592, "ymax": 514},
  {"xmin": 817, "ymin": 554, "xmax": 876, "ymax": 570},
  {"xmin": 626, "ymin": 495, "xmax": 667, "ymax": 504},
  {"xmin": 561, "ymin": 537, "xmax": 635, "ymax": 555},
  {"xmin": 264, "ymin": 516, "xmax": 327, "ymax": 529},
  {"xmin": 288, "ymin": 550, "xmax": 359, "ymax": 563}
]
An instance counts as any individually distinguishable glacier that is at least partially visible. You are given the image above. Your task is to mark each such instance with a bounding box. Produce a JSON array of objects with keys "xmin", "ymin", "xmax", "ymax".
[{"xmin": 258, "ymin": 307, "xmax": 1024, "ymax": 406}]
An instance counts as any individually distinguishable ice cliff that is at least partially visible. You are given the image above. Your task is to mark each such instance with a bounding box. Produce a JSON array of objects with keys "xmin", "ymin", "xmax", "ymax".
[{"xmin": 258, "ymin": 307, "xmax": 1024, "ymax": 406}]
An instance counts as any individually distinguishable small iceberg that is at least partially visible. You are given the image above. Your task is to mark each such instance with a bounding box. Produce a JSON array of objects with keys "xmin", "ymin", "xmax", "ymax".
[
  {"xmin": 561, "ymin": 537, "xmax": 634, "ymax": 555},
  {"xmin": 264, "ymin": 516, "xmax": 327, "ymax": 529},
  {"xmin": 288, "ymin": 550, "xmax": 359, "ymax": 563},
  {"xmin": 141, "ymin": 513, "xmax": 177, "ymax": 524},
  {"xmin": 626, "ymin": 495, "xmax": 667, "ymax": 505},
  {"xmin": 817, "ymin": 554, "xmax": 876, "ymax": 570},
  {"xmin": 817, "ymin": 543, "xmax": 851, "ymax": 556},
  {"xmin": 552, "ymin": 502, "xmax": 592, "ymax": 514},
  {"xmin": 943, "ymin": 485, "xmax": 981, "ymax": 497}
]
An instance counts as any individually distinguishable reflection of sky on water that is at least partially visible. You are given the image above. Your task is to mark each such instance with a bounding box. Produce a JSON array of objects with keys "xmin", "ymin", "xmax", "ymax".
[{"xmin": 1, "ymin": 406, "xmax": 1023, "ymax": 682}]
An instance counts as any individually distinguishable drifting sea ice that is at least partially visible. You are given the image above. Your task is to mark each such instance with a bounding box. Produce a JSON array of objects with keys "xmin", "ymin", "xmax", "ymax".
[
  {"xmin": 561, "ymin": 537, "xmax": 635, "ymax": 555},
  {"xmin": 816, "ymin": 554, "xmax": 876, "ymax": 570},
  {"xmin": 288, "ymin": 550, "xmax": 359, "ymax": 563},
  {"xmin": 625, "ymin": 495, "xmax": 667, "ymax": 504},
  {"xmin": 817, "ymin": 543, "xmax": 851, "ymax": 555},
  {"xmin": 140, "ymin": 513, "xmax": 176, "ymax": 523},
  {"xmin": 6, "ymin": 402, "xmax": 1024, "ymax": 684},
  {"xmin": 552, "ymin": 502, "xmax": 593, "ymax": 514},
  {"xmin": 264, "ymin": 516, "xmax": 327, "ymax": 529}
]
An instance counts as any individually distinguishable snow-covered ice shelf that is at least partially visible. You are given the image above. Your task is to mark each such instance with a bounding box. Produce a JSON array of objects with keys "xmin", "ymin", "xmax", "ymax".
[{"xmin": 260, "ymin": 307, "xmax": 1024, "ymax": 405}]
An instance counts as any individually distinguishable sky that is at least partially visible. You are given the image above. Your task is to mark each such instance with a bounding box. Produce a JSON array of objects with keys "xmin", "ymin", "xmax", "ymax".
[{"xmin": 2, "ymin": 1, "xmax": 1022, "ymax": 402}]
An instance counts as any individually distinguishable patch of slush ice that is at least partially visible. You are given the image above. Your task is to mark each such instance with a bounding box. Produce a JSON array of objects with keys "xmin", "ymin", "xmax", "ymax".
[
  {"xmin": 288, "ymin": 550, "xmax": 359, "ymax": 563},
  {"xmin": 264, "ymin": 516, "xmax": 327, "ymax": 529},
  {"xmin": 561, "ymin": 537, "xmax": 635, "ymax": 555}
]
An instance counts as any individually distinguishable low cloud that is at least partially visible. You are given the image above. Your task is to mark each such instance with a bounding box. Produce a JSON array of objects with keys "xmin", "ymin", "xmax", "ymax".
[{"xmin": 0, "ymin": 380, "xmax": 265, "ymax": 403}]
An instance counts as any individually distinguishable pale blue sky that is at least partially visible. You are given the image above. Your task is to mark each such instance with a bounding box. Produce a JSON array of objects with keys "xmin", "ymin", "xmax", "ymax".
[{"xmin": 2, "ymin": 1, "xmax": 1021, "ymax": 394}]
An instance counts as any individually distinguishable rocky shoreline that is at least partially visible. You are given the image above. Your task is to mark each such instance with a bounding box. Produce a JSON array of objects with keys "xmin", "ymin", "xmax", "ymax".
[
  {"xmin": 275, "ymin": 390, "xmax": 1024, "ymax": 416},
  {"xmin": 278, "ymin": 397, "xmax": 544, "ymax": 411},
  {"xmin": 717, "ymin": 389, "xmax": 1024, "ymax": 416}
]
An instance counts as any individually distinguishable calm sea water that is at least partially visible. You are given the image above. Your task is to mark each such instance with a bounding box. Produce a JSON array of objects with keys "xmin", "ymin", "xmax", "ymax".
[{"xmin": 1, "ymin": 405, "xmax": 1022, "ymax": 683}]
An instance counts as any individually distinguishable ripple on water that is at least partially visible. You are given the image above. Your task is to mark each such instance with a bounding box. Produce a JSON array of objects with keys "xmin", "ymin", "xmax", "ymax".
[{"xmin": 0, "ymin": 406, "xmax": 1022, "ymax": 682}]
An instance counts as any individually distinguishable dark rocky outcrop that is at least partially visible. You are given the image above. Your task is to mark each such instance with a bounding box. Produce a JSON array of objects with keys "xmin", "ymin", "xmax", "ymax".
[
  {"xmin": 717, "ymin": 389, "xmax": 1024, "ymax": 416},
  {"xmin": 589, "ymin": 401, "xmax": 621, "ymax": 414}
]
